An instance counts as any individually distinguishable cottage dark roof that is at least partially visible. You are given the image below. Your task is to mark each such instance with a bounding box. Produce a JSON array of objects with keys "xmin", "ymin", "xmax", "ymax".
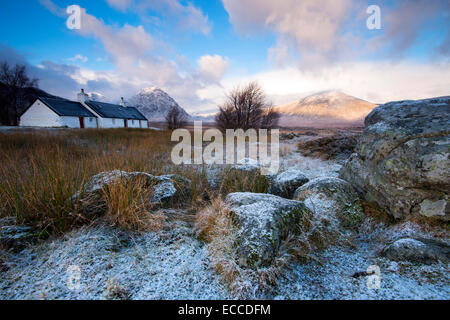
[
  {"xmin": 39, "ymin": 97, "xmax": 97, "ymax": 118},
  {"xmin": 125, "ymin": 107, "xmax": 147, "ymax": 121},
  {"xmin": 85, "ymin": 101, "xmax": 148, "ymax": 120}
]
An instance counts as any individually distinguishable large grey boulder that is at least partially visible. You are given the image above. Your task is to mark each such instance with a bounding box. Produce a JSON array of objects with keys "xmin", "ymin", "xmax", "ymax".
[
  {"xmin": 268, "ymin": 170, "xmax": 309, "ymax": 199},
  {"xmin": 74, "ymin": 171, "xmax": 191, "ymax": 214},
  {"xmin": 293, "ymin": 177, "xmax": 364, "ymax": 229},
  {"xmin": 382, "ymin": 238, "xmax": 450, "ymax": 263},
  {"xmin": 339, "ymin": 97, "xmax": 450, "ymax": 221},
  {"xmin": 225, "ymin": 193, "xmax": 309, "ymax": 268}
]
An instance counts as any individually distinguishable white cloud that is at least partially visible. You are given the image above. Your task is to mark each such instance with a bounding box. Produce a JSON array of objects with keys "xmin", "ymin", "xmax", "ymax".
[
  {"xmin": 222, "ymin": 0, "xmax": 358, "ymax": 67},
  {"xmin": 197, "ymin": 55, "xmax": 230, "ymax": 82},
  {"xmin": 69, "ymin": 54, "xmax": 88, "ymax": 63},
  {"xmin": 222, "ymin": 0, "xmax": 450, "ymax": 68},
  {"xmin": 106, "ymin": 0, "xmax": 211, "ymax": 35},
  {"xmin": 105, "ymin": 0, "xmax": 133, "ymax": 12},
  {"xmin": 218, "ymin": 61, "xmax": 450, "ymax": 106}
]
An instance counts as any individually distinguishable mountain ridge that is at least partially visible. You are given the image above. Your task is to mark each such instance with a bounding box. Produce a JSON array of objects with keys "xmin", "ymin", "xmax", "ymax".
[
  {"xmin": 274, "ymin": 91, "xmax": 377, "ymax": 128},
  {"xmin": 127, "ymin": 87, "xmax": 192, "ymax": 122}
]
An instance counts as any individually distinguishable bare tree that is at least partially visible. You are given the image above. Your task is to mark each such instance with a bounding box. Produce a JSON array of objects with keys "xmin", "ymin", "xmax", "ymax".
[
  {"xmin": 215, "ymin": 81, "xmax": 279, "ymax": 131},
  {"xmin": 165, "ymin": 106, "xmax": 187, "ymax": 130},
  {"xmin": 0, "ymin": 62, "xmax": 39, "ymax": 126}
]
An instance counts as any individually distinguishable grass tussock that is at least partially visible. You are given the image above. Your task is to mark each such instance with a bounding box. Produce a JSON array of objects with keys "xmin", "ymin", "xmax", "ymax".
[
  {"xmin": 194, "ymin": 198, "xmax": 324, "ymax": 297},
  {"xmin": 99, "ymin": 177, "xmax": 167, "ymax": 232},
  {"xmin": 219, "ymin": 169, "xmax": 270, "ymax": 195}
]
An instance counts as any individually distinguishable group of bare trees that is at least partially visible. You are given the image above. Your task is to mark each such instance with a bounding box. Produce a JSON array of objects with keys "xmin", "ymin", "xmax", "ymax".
[
  {"xmin": 215, "ymin": 82, "xmax": 279, "ymax": 131},
  {"xmin": 165, "ymin": 106, "xmax": 187, "ymax": 130},
  {"xmin": 0, "ymin": 62, "xmax": 39, "ymax": 126},
  {"xmin": 165, "ymin": 81, "xmax": 279, "ymax": 131}
]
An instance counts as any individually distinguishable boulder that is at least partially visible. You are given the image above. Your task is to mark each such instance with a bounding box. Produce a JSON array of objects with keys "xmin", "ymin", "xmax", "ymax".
[
  {"xmin": 74, "ymin": 171, "xmax": 191, "ymax": 214},
  {"xmin": 268, "ymin": 170, "xmax": 309, "ymax": 199},
  {"xmin": 225, "ymin": 193, "xmax": 309, "ymax": 268},
  {"xmin": 230, "ymin": 158, "xmax": 262, "ymax": 174},
  {"xmin": 293, "ymin": 177, "xmax": 364, "ymax": 229},
  {"xmin": 382, "ymin": 238, "xmax": 450, "ymax": 263},
  {"xmin": 340, "ymin": 97, "xmax": 450, "ymax": 221}
]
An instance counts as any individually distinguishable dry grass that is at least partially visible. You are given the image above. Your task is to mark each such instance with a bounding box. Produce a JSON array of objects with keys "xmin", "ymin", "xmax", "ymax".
[
  {"xmin": 99, "ymin": 177, "xmax": 167, "ymax": 232},
  {"xmin": 0, "ymin": 129, "xmax": 183, "ymax": 234},
  {"xmin": 0, "ymin": 128, "xmax": 268, "ymax": 235}
]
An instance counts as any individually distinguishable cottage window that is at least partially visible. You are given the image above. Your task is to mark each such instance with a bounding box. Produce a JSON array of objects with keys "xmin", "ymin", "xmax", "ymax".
[{"xmin": 112, "ymin": 119, "xmax": 116, "ymax": 124}]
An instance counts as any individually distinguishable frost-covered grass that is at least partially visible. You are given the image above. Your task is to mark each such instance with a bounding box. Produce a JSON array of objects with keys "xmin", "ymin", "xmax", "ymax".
[
  {"xmin": 1, "ymin": 130, "xmax": 448, "ymax": 300},
  {"xmin": 0, "ymin": 222, "xmax": 230, "ymax": 300}
]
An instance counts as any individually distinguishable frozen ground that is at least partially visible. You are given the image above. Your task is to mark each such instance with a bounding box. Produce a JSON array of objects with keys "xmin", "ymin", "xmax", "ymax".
[{"xmin": 1, "ymin": 136, "xmax": 448, "ymax": 300}]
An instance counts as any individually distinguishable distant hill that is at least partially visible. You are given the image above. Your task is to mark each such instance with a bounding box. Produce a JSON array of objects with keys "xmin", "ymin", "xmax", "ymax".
[
  {"xmin": 0, "ymin": 82, "xmax": 64, "ymax": 124},
  {"xmin": 274, "ymin": 91, "xmax": 377, "ymax": 128},
  {"xmin": 127, "ymin": 87, "xmax": 192, "ymax": 123}
]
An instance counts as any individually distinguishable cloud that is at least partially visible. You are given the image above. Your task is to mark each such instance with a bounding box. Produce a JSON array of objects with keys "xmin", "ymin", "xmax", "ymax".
[
  {"xmin": 106, "ymin": 0, "xmax": 211, "ymax": 35},
  {"xmin": 38, "ymin": 0, "xmax": 66, "ymax": 17},
  {"xmin": 222, "ymin": 0, "xmax": 450, "ymax": 67},
  {"xmin": 197, "ymin": 55, "xmax": 229, "ymax": 82},
  {"xmin": 105, "ymin": 0, "xmax": 133, "ymax": 12},
  {"xmin": 219, "ymin": 60, "xmax": 450, "ymax": 106},
  {"xmin": 222, "ymin": 0, "xmax": 358, "ymax": 67},
  {"xmin": 69, "ymin": 54, "xmax": 88, "ymax": 63},
  {"xmin": 26, "ymin": 2, "xmax": 220, "ymax": 112},
  {"xmin": 367, "ymin": 0, "xmax": 445, "ymax": 57},
  {"xmin": 0, "ymin": 44, "xmax": 83, "ymax": 98}
]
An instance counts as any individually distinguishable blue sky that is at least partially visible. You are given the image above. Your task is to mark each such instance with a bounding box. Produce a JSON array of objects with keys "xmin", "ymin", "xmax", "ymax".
[{"xmin": 0, "ymin": 0, "xmax": 449, "ymax": 113}]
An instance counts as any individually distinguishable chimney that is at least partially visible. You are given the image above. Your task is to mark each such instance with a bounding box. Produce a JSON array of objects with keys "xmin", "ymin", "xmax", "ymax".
[
  {"xmin": 120, "ymin": 97, "xmax": 125, "ymax": 107},
  {"xmin": 77, "ymin": 88, "xmax": 87, "ymax": 103}
]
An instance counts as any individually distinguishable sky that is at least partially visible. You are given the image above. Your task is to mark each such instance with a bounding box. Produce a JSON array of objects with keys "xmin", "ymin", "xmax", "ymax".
[{"xmin": 0, "ymin": 0, "xmax": 449, "ymax": 114}]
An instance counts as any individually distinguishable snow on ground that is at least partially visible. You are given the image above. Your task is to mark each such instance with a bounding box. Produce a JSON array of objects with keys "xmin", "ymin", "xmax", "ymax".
[
  {"xmin": 0, "ymin": 222, "xmax": 230, "ymax": 300},
  {"xmin": 276, "ymin": 245, "xmax": 449, "ymax": 300},
  {"xmin": 0, "ymin": 135, "xmax": 448, "ymax": 300}
]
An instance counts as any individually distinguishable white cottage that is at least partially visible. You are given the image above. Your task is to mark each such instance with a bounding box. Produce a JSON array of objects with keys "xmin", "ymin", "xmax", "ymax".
[{"xmin": 20, "ymin": 89, "xmax": 149, "ymax": 129}]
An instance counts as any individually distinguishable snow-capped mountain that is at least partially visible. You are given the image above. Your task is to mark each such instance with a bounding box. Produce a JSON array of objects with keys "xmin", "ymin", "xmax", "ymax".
[
  {"xmin": 86, "ymin": 92, "xmax": 106, "ymax": 102},
  {"xmin": 274, "ymin": 91, "xmax": 377, "ymax": 127},
  {"xmin": 191, "ymin": 112, "xmax": 216, "ymax": 123},
  {"xmin": 127, "ymin": 87, "xmax": 192, "ymax": 122}
]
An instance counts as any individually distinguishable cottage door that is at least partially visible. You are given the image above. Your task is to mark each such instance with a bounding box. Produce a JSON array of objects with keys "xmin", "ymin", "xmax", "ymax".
[
  {"xmin": 79, "ymin": 117, "xmax": 85, "ymax": 128},
  {"xmin": 124, "ymin": 119, "xmax": 128, "ymax": 128}
]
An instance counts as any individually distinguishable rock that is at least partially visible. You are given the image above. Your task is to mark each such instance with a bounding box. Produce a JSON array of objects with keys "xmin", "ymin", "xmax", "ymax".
[
  {"xmin": 268, "ymin": 170, "xmax": 309, "ymax": 199},
  {"xmin": 225, "ymin": 192, "xmax": 310, "ymax": 268},
  {"xmin": 382, "ymin": 238, "xmax": 450, "ymax": 263},
  {"xmin": 339, "ymin": 97, "xmax": 450, "ymax": 221},
  {"xmin": 230, "ymin": 158, "xmax": 261, "ymax": 174},
  {"xmin": 150, "ymin": 174, "xmax": 191, "ymax": 205},
  {"xmin": 74, "ymin": 171, "xmax": 191, "ymax": 214},
  {"xmin": 293, "ymin": 177, "xmax": 364, "ymax": 229},
  {"xmin": 297, "ymin": 133, "xmax": 361, "ymax": 161}
]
